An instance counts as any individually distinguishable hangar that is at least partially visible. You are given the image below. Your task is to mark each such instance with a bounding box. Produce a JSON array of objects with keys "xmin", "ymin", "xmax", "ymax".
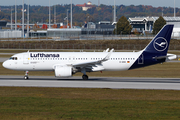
[{"xmin": 128, "ymin": 16, "xmax": 180, "ymax": 34}]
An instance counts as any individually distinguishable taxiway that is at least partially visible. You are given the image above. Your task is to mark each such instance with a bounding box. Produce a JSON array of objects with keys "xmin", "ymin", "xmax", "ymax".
[{"xmin": 0, "ymin": 75, "xmax": 179, "ymax": 90}]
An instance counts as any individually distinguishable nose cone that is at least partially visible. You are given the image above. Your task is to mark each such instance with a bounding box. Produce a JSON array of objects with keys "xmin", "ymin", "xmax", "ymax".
[{"xmin": 2, "ymin": 61, "xmax": 9, "ymax": 69}]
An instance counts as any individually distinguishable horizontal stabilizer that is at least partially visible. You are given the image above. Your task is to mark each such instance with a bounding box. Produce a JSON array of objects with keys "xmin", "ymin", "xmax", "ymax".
[{"xmin": 153, "ymin": 54, "xmax": 177, "ymax": 61}]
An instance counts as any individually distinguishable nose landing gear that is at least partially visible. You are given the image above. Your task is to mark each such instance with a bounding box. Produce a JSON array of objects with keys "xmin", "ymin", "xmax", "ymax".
[{"xmin": 24, "ymin": 71, "xmax": 29, "ymax": 80}]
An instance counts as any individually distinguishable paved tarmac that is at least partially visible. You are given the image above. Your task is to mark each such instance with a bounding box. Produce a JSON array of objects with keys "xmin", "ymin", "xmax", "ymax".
[{"xmin": 0, "ymin": 75, "xmax": 180, "ymax": 90}]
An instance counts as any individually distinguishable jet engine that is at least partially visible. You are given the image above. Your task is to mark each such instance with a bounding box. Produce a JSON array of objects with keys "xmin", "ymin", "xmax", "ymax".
[{"xmin": 54, "ymin": 65, "xmax": 72, "ymax": 77}]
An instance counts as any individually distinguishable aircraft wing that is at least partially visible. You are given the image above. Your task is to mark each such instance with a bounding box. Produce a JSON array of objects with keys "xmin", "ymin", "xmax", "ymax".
[
  {"xmin": 67, "ymin": 49, "xmax": 114, "ymax": 68},
  {"xmin": 71, "ymin": 60, "xmax": 102, "ymax": 68}
]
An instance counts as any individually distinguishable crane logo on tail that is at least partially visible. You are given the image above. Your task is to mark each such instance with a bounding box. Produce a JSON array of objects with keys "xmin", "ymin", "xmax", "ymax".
[{"xmin": 153, "ymin": 37, "xmax": 168, "ymax": 51}]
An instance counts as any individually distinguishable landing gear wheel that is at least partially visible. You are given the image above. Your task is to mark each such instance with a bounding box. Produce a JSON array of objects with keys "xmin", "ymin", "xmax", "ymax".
[
  {"xmin": 24, "ymin": 76, "xmax": 29, "ymax": 80},
  {"xmin": 24, "ymin": 71, "xmax": 29, "ymax": 80},
  {"xmin": 82, "ymin": 75, "xmax": 88, "ymax": 80}
]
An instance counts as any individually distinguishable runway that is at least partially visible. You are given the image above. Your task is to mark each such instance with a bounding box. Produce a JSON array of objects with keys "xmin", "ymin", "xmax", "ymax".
[{"xmin": 0, "ymin": 75, "xmax": 180, "ymax": 90}]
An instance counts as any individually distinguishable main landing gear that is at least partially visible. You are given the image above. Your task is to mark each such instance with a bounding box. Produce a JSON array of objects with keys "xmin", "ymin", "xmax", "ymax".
[
  {"xmin": 81, "ymin": 68, "xmax": 89, "ymax": 80},
  {"xmin": 24, "ymin": 71, "xmax": 29, "ymax": 80},
  {"xmin": 82, "ymin": 74, "xmax": 88, "ymax": 80}
]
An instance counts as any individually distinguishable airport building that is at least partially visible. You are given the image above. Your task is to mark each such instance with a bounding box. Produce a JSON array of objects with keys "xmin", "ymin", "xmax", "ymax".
[
  {"xmin": 128, "ymin": 17, "xmax": 154, "ymax": 33},
  {"xmin": 81, "ymin": 21, "xmax": 115, "ymax": 35},
  {"xmin": 76, "ymin": 1, "xmax": 94, "ymax": 11},
  {"xmin": 0, "ymin": 20, "xmax": 7, "ymax": 29},
  {"xmin": 128, "ymin": 17, "xmax": 180, "ymax": 34},
  {"xmin": 47, "ymin": 28, "xmax": 81, "ymax": 38},
  {"xmin": 0, "ymin": 20, "xmax": 22, "ymax": 38}
]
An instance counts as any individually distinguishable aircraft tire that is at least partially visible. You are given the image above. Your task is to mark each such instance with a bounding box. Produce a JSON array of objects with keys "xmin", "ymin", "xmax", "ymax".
[
  {"xmin": 82, "ymin": 75, "xmax": 88, "ymax": 80},
  {"xmin": 24, "ymin": 76, "xmax": 29, "ymax": 80}
]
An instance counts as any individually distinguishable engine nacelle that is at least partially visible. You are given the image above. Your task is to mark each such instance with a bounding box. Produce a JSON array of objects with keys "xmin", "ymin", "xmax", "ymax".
[{"xmin": 54, "ymin": 65, "xmax": 72, "ymax": 77}]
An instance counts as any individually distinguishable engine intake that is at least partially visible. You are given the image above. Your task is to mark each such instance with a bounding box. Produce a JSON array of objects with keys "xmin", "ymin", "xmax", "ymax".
[{"xmin": 54, "ymin": 65, "xmax": 72, "ymax": 77}]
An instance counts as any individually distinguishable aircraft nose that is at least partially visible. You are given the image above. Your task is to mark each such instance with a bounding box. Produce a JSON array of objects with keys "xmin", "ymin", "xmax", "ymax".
[{"xmin": 2, "ymin": 61, "xmax": 9, "ymax": 68}]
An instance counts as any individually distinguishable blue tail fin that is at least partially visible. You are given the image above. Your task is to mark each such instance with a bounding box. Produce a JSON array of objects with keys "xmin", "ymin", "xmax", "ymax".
[
  {"xmin": 129, "ymin": 24, "xmax": 174, "ymax": 70},
  {"xmin": 144, "ymin": 24, "xmax": 174, "ymax": 55}
]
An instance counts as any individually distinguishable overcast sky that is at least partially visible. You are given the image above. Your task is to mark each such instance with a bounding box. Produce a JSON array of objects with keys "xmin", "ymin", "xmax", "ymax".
[{"xmin": 0, "ymin": 0, "xmax": 180, "ymax": 8}]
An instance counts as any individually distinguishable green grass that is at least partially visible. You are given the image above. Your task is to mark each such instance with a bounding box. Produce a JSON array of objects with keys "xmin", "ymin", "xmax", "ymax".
[
  {"xmin": 0, "ymin": 87, "xmax": 180, "ymax": 120},
  {"xmin": 0, "ymin": 39, "xmax": 180, "ymax": 50}
]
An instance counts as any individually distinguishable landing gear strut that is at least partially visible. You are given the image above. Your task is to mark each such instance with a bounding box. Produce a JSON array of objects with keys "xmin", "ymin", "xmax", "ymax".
[
  {"xmin": 81, "ymin": 68, "xmax": 88, "ymax": 80},
  {"xmin": 24, "ymin": 71, "xmax": 29, "ymax": 80},
  {"xmin": 82, "ymin": 75, "xmax": 88, "ymax": 80}
]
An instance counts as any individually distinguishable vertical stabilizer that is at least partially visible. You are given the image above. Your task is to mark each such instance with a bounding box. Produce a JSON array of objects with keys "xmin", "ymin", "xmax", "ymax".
[
  {"xmin": 130, "ymin": 24, "xmax": 174, "ymax": 70},
  {"xmin": 144, "ymin": 24, "xmax": 174, "ymax": 55}
]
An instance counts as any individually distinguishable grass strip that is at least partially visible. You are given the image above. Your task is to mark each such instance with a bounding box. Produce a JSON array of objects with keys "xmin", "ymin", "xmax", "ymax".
[{"xmin": 0, "ymin": 87, "xmax": 180, "ymax": 120}]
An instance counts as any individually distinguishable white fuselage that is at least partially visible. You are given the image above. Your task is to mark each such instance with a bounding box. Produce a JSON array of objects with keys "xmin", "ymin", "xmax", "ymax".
[{"xmin": 3, "ymin": 51, "xmax": 142, "ymax": 72}]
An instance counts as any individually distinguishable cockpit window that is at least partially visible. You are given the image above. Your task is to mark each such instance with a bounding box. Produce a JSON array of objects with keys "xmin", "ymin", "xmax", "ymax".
[{"xmin": 9, "ymin": 57, "xmax": 18, "ymax": 60}]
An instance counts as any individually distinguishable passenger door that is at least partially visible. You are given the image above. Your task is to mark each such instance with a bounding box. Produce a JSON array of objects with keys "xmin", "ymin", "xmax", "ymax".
[{"xmin": 23, "ymin": 54, "xmax": 29, "ymax": 64}]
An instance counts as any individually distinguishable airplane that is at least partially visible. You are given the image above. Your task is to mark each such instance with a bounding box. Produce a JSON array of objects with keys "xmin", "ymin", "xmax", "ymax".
[{"xmin": 2, "ymin": 24, "xmax": 177, "ymax": 80}]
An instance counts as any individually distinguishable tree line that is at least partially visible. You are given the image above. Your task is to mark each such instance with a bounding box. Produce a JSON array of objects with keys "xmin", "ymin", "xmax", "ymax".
[{"xmin": 0, "ymin": 4, "xmax": 179, "ymax": 26}]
